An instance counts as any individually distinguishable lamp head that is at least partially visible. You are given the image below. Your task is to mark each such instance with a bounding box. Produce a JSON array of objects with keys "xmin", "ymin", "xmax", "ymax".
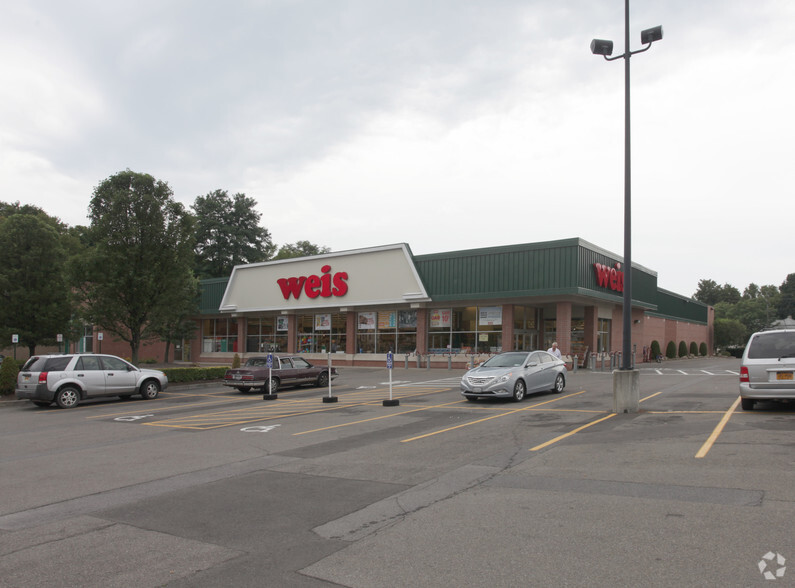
[
  {"xmin": 640, "ymin": 25, "xmax": 663, "ymax": 45},
  {"xmin": 590, "ymin": 39, "xmax": 614, "ymax": 56}
]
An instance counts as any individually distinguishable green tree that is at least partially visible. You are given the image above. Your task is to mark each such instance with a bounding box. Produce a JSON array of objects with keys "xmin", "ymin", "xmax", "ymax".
[
  {"xmin": 72, "ymin": 170, "xmax": 197, "ymax": 364},
  {"xmin": 714, "ymin": 318, "xmax": 746, "ymax": 349},
  {"xmin": 0, "ymin": 357, "xmax": 20, "ymax": 396},
  {"xmin": 694, "ymin": 279, "xmax": 741, "ymax": 305},
  {"xmin": 0, "ymin": 214, "xmax": 72, "ymax": 355},
  {"xmin": 778, "ymin": 273, "xmax": 795, "ymax": 319},
  {"xmin": 273, "ymin": 240, "xmax": 331, "ymax": 260},
  {"xmin": 192, "ymin": 190, "xmax": 275, "ymax": 278}
]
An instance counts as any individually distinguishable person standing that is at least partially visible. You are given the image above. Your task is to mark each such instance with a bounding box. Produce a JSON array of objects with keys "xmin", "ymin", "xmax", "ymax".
[{"xmin": 547, "ymin": 342, "xmax": 562, "ymax": 359}]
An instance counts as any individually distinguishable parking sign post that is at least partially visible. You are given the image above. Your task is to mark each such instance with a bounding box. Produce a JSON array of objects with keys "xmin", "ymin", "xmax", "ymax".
[
  {"xmin": 322, "ymin": 353, "xmax": 338, "ymax": 403},
  {"xmin": 263, "ymin": 353, "xmax": 278, "ymax": 400},
  {"xmin": 383, "ymin": 351, "xmax": 399, "ymax": 406},
  {"xmin": 12, "ymin": 334, "xmax": 18, "ymax": 360}
]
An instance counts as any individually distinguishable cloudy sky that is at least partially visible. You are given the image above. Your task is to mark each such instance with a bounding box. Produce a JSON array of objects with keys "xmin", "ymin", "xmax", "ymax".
[{"xmin": 2, "ymin": 0, "xmax": 791, "ymax": 297}]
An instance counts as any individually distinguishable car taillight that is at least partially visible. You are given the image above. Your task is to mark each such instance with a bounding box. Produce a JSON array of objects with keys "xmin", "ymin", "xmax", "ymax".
[
  {"xmin": 739, "ymin": 366, "xmax": 749, "ymax": 383},
  {"xmin": 38, "ymin": 372, "xmax": 48, "ymax": 384}
]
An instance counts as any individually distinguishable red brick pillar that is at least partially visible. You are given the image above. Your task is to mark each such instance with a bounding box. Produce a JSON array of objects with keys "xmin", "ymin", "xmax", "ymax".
[
  {"xmin": 556, "ymin": 302, "xmax": 572, "ymax": 354},
  {"xmin": 611, "ymin": 306, "xmax": 623, "ymax": 353},
  {"xmin": 416, "ymin": 308, "xmax": 428, "ymax": 355},
  {"xmin": 501, "ymin": 304, "xmax": 514, "ymax": 352}
]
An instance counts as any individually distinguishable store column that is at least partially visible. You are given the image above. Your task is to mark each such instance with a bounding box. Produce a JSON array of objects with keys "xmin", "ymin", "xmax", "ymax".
[
  {"xmin": 286, "ymin": 314, "xmax": 297, "ymax": 354},
  {"xmin": 416, "ymin": 308, "xmax": 428, "ymax": 355},
  {"xmin": 235, "ymin": 317, "xmax": 246, "ymax": 355},
  {"xmin": 501, "ymin": 304, "xmax": 514, "ymax": 353},
  {"xmin": 556, "ymin": 302, "xmax": 572, "ymax": 354}
]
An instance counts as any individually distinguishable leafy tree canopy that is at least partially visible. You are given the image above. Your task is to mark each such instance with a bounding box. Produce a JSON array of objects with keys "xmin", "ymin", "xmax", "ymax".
[
  {"xmin": 192, "ymin": 190, "xmax": 275, "ymax": 278},
  {"xmin": 273, "ymin": 240, "xmax": 331, "ymax": 260},
  {"xmin": 71, "ymin": 170, "xmax": 197, "ymax": 364},
  {"xmin": 778, "ymin": 273, "xmax": 795, "ymax": 319},
  {"xmin": 0, "ymin": 214, "xmax": 72, "ymax": 354}
]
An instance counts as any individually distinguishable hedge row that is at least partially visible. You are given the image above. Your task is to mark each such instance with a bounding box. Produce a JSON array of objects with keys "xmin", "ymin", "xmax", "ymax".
[{"xmin": 161, "ymin": 366, "xmax": 229, "ymax": 383}]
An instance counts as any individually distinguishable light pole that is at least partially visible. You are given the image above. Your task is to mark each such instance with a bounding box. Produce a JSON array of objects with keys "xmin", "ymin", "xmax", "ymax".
[{"xmin": 591, "ymin": 1, "xmax": 662, "ymax": 411}]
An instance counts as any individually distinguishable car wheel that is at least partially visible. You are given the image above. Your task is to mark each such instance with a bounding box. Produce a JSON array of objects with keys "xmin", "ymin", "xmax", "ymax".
[
  {"xmin": 740, "ymin": 398, "xmax": 755, "ymax": 411},
  {"xmin": 316, "ymin": 371, "xmax": 329, "ymax": 387},
  {"xmin": 33, "ymin": 401, "xmax": 51, "ymax": 407},
  {"xmin": 55, "ymin": 386, "xmax": 80, "ymax": 409},
  {"xmin": 552, "ymin": 374, "xmax": 565, "ymax": 393},
  {"xmin": 140, "ymin": 380, "xmax": 160, "ymax": 400},
  {"xmin": 265, "ymin": 378, "xmax": 280, "ymax": 394},
  {"xmin": 238, "ymin": 386, "xmax": 252, "ymax": 393},
  {"xmin": 511, "ymin": 380, "xmax": 526, "ymax": 402}
]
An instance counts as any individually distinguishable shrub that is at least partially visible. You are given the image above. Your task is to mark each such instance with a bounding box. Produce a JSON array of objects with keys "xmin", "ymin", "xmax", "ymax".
[
  {"xmin": 232, "ymin": 353, "xmax": 241, "ymax": 368},
  {"xmin": 161, "ymin": 366, "xmax": 229, "ymax": 383},
  {"xmin": 689, "ymin": 342, "xmax": 698, "ymax": 356},
  {"xmin": 650, "ymin": 340, "xmax": 661, "ymax": 359},
  {"xmin": 666, "ymin": 341, "xmax": 677, "ymax": 359},
  {"xmin": 0, "ymin": 358, "xmax": 20, "ymax": 396},
  {"xmin": 678, "ymin": 341, "xmax": 688, "ymax": 357},
  {"xmin": 699, "ymin": 342, "xmax": 708, "ymax": 356}
]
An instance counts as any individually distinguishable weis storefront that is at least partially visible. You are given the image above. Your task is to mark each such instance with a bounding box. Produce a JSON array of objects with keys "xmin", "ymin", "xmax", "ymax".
[{"xmin": 191, "ymin": 238, "xmax": 713, "ymax": 368}]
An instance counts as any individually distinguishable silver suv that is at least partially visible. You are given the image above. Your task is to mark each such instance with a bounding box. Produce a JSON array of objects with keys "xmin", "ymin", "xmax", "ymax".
[
  {"xmin": 16, "ymin": 354, "xmax": 168, "ymax": 409},
  {"xmin": 739, "ymin": 329, "xmax": 795, "ymax": 410}
]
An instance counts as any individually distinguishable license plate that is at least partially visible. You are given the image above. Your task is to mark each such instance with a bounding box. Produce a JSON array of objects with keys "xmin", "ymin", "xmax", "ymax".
[
  {"xmin": 233, "ymin": 374, "xmax": 242, "ymax": 380},
  {"xmin": 23, "ymin": 375, "xmax": 30, "ymax": 382},
  {"xmin": 474, "ymin": 387, "xmax": 482, "ymax": 393},
  {"xmin": 776, "ymin": 372, "xmax": 793, "ymax": 381}
]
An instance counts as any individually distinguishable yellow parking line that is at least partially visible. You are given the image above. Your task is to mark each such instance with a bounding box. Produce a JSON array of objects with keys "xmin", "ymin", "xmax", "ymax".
[
  {"xmin": 695, "ymin": 396, "xmax": 741, "ymax": 458},
  {"xmin": 530, "ymin": 413, "xmax": 616, "ymax": 451},
  {"xmin": 400, "ymin": 390, "xmax": 587, "ymax": 443},
  {"xmin": 640, "ymin": 391, "xmax": 663, "ymax": 403}
]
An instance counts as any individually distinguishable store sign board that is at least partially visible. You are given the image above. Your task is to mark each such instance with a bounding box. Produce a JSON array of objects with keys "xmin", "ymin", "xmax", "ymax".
[
  {"xmin": 593, "ymin": 262, "xmax": 624, "ymax": 293},
  {"xmin": 220, "ymin": 244, "xmax": 431, "ymax": 313}
]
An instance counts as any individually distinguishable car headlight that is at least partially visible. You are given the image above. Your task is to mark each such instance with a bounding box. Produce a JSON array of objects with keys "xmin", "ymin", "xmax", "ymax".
[{"xmin": 497, "ymin": 373, "xmax": 512, "ymax": 383}]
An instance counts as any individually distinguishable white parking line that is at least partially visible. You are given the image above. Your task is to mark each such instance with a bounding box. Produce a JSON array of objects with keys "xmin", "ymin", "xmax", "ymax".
[{"xmin": 701, "ymin": 370, "xmax": 715, "ymax": 375}]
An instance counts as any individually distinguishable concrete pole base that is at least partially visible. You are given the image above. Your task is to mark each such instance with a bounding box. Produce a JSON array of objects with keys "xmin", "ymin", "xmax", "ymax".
[
  {"xmin": 322, "ymin": 396, "xmax": 339, "ymax": 403},
  {"xmin": 382, "ymin": 399, "xmax": 400, "ymax": 407},
  {"xmin": 612, "ymin": 369, "xmax": 639, "ymax": 413}
]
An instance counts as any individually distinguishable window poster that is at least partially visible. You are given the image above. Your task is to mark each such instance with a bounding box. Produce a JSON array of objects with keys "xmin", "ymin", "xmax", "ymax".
[
  {"xmin": 430, "ymin": 308, "xmax": 452, "ymax": 328},
  {"xmin": 315, "ymin": 313, "xmax": 331, "ymax": 331},
  {"xmin": 479, "ymin": 306, "xmax": 502, "ymax": 326},
  {"xmin": 358, "ymin": 312, "xmax": 376, "ymax": 330},
  {"xmin": 398, "ymin": 310, "xmax": 417, "ymax": 329},
  {"xmin": 378, "ymin": 311, "xmax": 396, "ymax": 330},
  {"xmin": 277, "ymin": 316, "xmax": 289, "ymax": 332}
]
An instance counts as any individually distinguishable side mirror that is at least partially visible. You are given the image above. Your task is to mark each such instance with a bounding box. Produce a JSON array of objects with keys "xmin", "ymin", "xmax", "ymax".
[{"xmin": 526, "ymin": 362, "xmax": 538, "ymax": 368}]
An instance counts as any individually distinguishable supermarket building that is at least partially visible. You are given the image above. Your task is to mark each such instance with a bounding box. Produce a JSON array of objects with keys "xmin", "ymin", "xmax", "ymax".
[{"xmin": 189, "ymin": 238, "xmax": 713, "ymax": 368}]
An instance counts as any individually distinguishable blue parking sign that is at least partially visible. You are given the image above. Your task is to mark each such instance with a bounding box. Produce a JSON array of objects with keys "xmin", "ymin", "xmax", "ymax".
[
  {"xmin": 267, "ymin": 353, "xmax": 273, "ymax": 369},
  {"xmin": 386, "ymin": 351, "xmax": 393, "ymax": 370}
]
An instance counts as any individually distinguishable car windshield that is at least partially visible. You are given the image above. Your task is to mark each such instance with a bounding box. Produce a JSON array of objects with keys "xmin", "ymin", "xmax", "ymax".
[
  {"xmin": 481, "ymin": 353, "xmax": 529, "ymax": 368},
  {"xmin": 747, "ymin": 332, "xmax": 795, "ymax": 359}
]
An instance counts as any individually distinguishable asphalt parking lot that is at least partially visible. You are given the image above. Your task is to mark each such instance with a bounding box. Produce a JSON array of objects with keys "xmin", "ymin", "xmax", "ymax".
[{"xmin": 0, "ymin": 356, "xmax": 792, "ymax": 587}]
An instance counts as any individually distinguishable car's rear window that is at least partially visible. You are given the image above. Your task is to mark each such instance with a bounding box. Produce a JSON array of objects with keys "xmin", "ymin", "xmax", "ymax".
[
  {"xmin": 747, "ymin": 332, "xmax": 795, "ymax": 359},
  {"xmin": 44, "ymin": 357, "xmax": 72, "ymax": 371},
  {"xmin": 21, "ymin": 356, "xmax": 47, "ymax": 371}
]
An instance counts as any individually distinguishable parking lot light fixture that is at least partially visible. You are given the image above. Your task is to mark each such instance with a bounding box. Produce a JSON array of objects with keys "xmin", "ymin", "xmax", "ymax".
[{"xmin": 590, "ymin": 0, "xmax": 662, "ymax": 410}]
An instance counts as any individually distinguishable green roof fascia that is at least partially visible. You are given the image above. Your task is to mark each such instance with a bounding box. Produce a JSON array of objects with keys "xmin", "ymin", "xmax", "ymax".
[
  {"xmin": 648, "ymin": 288, "xmax": 709, "ymax": 324},
  {"xmin": 199, "ymin": 277, "xmax": 229, "ymax": 314},
  {"xmin": 413, "ymin": 238, "xmax": 581, "ymax": 300}
]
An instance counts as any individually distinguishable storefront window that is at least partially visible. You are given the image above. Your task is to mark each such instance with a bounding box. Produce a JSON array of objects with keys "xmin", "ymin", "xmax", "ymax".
[
  {"xmin": 570, "ymin": 319, "xmax": 586, "ymax": 359},
  {"xmin": 597, "ymin": 319, "xmax": 611, "ymax": 353},
  {"xmin": 246, "ymin": 317, "xmax": 288, "ymax": 353},
  {"xmin": 513, "ymin": 306, "xmax": 538, "ymax": 350},
  {"xmin": 543, "ymin": 319, "xmax": 556, "ymax": 350},
  {"xmin": 356, "ymin": 310, "xmax": 417, "ymax": 354},
  {"xmin": 203, "ymin": 318, "xmax": 239, "ymax": 353},
  {"xmin": 428, "ymin": 306, "xmax": 502, "ymax": 354},
  {"xmin": 297, "ymin": 313, "xmax": 346, "ymax": 353}
]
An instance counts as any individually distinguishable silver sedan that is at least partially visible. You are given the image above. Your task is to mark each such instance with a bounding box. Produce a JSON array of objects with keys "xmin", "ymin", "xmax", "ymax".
[{"xmin": 461, "ymin": 350, "xmax": 566, "ymax": 402}]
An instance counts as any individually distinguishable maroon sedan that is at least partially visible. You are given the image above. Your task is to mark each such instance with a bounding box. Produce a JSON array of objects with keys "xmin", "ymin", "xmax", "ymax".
[{"xmin": 223, "ymin": 355, "xmax": 338, "ymax": 393}]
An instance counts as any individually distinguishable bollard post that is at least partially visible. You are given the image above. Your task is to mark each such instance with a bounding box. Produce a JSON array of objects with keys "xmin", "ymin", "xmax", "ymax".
[
  {"xmin": 573, "ymin": 355, "xmax": 578, "ymax": 373},
  {"xmin": 405, "ymin": 354, "xmax": 409, "ymax": 369},
  {"xmin": 416, "ymin": 353, "xmax": 421, "ymax": 368},
  {"xmin": 448, "ymin": 355, "xmax": 452, "ymax": 370},
  {"xmin": 426, "ymin": 355, "xmax": 431, "ymax": 369}
]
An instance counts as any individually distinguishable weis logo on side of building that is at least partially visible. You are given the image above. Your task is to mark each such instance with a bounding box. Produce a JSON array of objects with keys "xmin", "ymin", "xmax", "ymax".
[
  {"xmin": 277, "ymin": 265, "xmax": 349, "ymax": 300},
  {"xmin": 593, "ymin": 262, "xmax": 624, "ymax": 293}
]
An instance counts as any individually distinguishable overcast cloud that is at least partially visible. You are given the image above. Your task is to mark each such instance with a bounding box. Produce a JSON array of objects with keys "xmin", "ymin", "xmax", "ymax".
[{"xmin": 2, "ymin": 0, "xmax": 792, "ymax": 296}]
